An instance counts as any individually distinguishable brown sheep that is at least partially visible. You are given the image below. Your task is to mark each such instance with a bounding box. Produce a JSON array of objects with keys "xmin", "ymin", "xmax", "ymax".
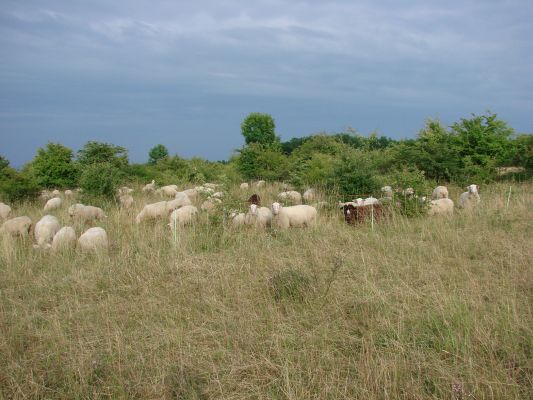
[{"xmin": 343, "ymin": 203, "xmax": 387, "ymax": 225}]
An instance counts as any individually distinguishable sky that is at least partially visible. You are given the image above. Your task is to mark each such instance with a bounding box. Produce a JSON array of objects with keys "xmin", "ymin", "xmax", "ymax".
[{"xmin": 1, "ymin": 0, "xmax": 532, "ymax": 167}]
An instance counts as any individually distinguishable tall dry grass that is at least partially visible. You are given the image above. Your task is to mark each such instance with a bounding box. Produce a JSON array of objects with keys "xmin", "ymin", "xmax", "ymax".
[{"xmin": 0, "ymin": 182, "xmax": 532, "ymax": 399}]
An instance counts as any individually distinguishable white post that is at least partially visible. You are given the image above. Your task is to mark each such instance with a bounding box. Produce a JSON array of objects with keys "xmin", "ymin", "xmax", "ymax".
[{"xmin": 506, "ymin": 186, "xmax": 512, "ymax": 210}]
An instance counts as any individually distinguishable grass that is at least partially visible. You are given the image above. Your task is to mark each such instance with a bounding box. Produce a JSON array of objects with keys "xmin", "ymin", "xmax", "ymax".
[{"xmin": 0, "ymin": 182, "xmax": 532, "ymax": 399}]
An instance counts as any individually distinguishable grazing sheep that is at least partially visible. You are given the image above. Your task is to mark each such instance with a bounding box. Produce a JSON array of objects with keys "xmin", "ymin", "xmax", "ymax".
[
  {"xmin": 428, "ymin": 198, "xmax": 454, "ymax": 216},
  {"xmin": 142, "ymin": 180, "xmax": 156, "ymax": 193},
  {"xmin": 117, "ymin": 186, "xmax": 134, "ymax": 195},
  {"xmin": 201, "ymin": 197, "xmax": 222, "ymax": 212},
  {"xmin": 68, "ymin": 204, "xmax": 106, "ymax": 221},
  {"xmin": 44, "ymin": 197, "xmax": 62, "ymax": 212},
  {"xmin": 0, "ymin": 202, "xmax": 11, "ymax": 220},
  {"xmin": 303, "ymin": 188, "xmax": 316, "ymax": 203},
  {"xmin": 135, "ymin": 201, "xmax": 169, "ymax": 223},
  {"xmin": 381, "ymin": 186, "xmax": 393, "ymax": 198},
  {"xmin": 432, "ymin": 186, "xmax": 449, "ymax": 200},
  {"xmin": 458, "ymin": 184, "xmax": 481, "ymax": 209},
  {"xmin": 343, "ymin": 203, "xmax": 386, "ymax": 225},
  {"xmin": 0, "ymin": 216, "xmax": 32, "ymax": 237},
  {"xmin": 363, "ymin": 197, "xmax": 380, "ymax": 206},
  {"xmin": 51, "ymin": 226, "xmax": 77, "ymax": 251},
  {"xmin": 159, "ymin": 185, "xmax": 179, "ymax": 197},
  {"xmin": 230, "ymin": 211, "xmax": 247, "ymax": 226},
  {"xmin": 167, "ymin": 195, "xmax": 192, "ymax": 211},
  {"xmin": 119, "ymin": 194, "xmax": 134, "ymax": 209},
  {"xmin": 271, "ymin": 202, "xmax": 317, "ymax": 228},
  {"xmin": 77, "ymin": 227, "xmax": 108, "ymax": 252},
  {"xmin": 245, "ymin": 204, "xmax": 272, "ymax": 228},
  {"xmin": 64, "ymin": 189, "xmax": 74, "ymax": 197},
  {"xmin": 240, "ymin": 182, "xmax": 249, "ymax": 190},
  {"xmin": 278, "ymin": 190, "xmax": 302, "ymax": 205},
  {"xmin": 255, "ymin": 180, "xmax": 266, "ymax": 188},
  {"xmin": 33, "ymin": 215, "xmax": 61, "ymax": 248},
  {"xmin": 182, "ymin": 188, "xmax": 198, "ymax": 199},
  {"xmin": 52, "ymin": 189, "xmax": 61, "ymax": 196},
  {"xmin": 248, "ymin": 194, "xmax": 261, "ymax": 206},
  {"xmin": 168, "ymin": 205, "xmax": 198, "ymax": 228}
]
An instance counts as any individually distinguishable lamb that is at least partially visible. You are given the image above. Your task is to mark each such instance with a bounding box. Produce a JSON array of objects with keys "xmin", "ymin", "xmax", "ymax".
[
  {"xmin": 432, "ymin": 186, "xmax": 449, "ymax": 200},
  {"xmin": 0, "ymin": 202, "xmax": 11, "ymax": 220},
  {"xmin": 271, "ymin": 202, "xmax": 317, "ymax": 228},
  {"xmin": 168, "ymin": 205, "xmax": 198, "ymax": 228},
  {"xmin": 303, "ymin": 188, "xmax": 316, "ymax": 203},
  {"xmin": 458, "ymin": 184, "xmax": 481, "ymax": 209},
  {"xmin": 119, "ymin": 194, "xmax": 134, "ymax": 209},
  {"xmin": 33, "ymin": 215, "xmax": 61, "ymax": 248},
  {"xmin": 240, "ymin": 182, "xmax": 249, "ymax": 190},
  {"xmin": 44, "ymin": 197, "xmax": 62, "ymax": 211},
  {"xmin": 77, "ymin": 227, "xmax": 108, "ymax": 252},
  {"xmin": 142, "ymin": 180, "xmax": 156, "ymax": 193},
  {"xmin": 68, "ymin": 204, "xmax": 106, "ymax": 221},
  {"xmin": 277, "ymin": 190, "xmax": 302, "ymax": 205},
  {"xmin": 51, "ymin": 226, "xmax": 77, "ymax": 251},
  {"xmin": 428, "ymin": 198, "xmax": 454, "ymax": 216},
  {"xmin": 245, "ymin": 204, "xmax": 272, "ymax": 228},
  {"xmin": 0, "ymin": 216, "xmax": 32, "ymax": 237},
  {"xmin": 343, "ymin": 203, "xmax": 386, "ymax": 225}
]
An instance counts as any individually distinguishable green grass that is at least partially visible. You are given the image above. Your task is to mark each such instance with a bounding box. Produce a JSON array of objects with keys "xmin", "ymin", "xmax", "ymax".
[{"xmin": 1, "ymin": 182, "xmax": 532, "ymax": 399}]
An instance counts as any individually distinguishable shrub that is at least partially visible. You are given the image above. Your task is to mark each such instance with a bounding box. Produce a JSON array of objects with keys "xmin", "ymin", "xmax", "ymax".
[
  {"xmin": 79, "ymin": 162, "xmax": 123, "ymax": 199},
  {"xmin": 28, "ymin": 142, "xmax": 79, "ymax": 188},
  {"xmin": 0, "ymin": 166, "xmax": 40, "ymax": 203}
]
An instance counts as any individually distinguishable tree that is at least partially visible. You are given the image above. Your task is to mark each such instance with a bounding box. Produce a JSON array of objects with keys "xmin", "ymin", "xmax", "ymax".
[
  {"xmin": 0, "ymin": 155, "xmax": 9, "ymax": 170},
  {"xmin": 148, "ymin": 144, "xmax": 169, "ymax": 165},
  {"xmin": 241, "ymin": 113, "xmax": 278, "ymax": 146},
  {"xmin": 0, "ymin": 156, "xmax": 39, "ymax": 202},
  {"xmin": 79, "ymin": 162, "xmax": 123, "ymax": 199},
  {"xmin": 77, "ymin": 141, "xmax": 128, "ymax": 169},
  {"xmin": 29, "ymin": 142, "xmax": 79, "ymax": 188}
]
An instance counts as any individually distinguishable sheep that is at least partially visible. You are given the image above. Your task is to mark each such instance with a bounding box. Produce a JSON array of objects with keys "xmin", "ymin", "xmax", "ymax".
[
  {"xmin": 363, "ymin": 197, "xmax": 380, "ymax": 206},
  {"xmin": 458, "ymin": 184, "xmax": 481, "ymax": 209},
  {"xmin": 167, "ymin": 195, "xmax": 192, "ymax": 210},
  {"xmin": 428, "ymin": 198, "xmax": 454, "ymax": 216},
  {"xmin": 201, "ymin": 197, "xmax": 222, "ymax": 212},
  {"xmin": 303, "ymin": 188, "xmax": 316, "ymax": 203},
  {"xmin": 432, "ymin": 186, "xmax": 449, "ymax": 200},
  {"xmin": 278, "ymin": 190, "xmax": 302, "ymax": 205},
  {"xmin": 229, "ymin": 211, "xmax": 247, "ymax": 226},
  {"xmin": 245, "ymin": 204, "xmax": 272, "ymax": 228},
  {"xmin": 64, "ymin": 189, "xmax": 74, "ymax": 197},
  {"xmin": 44, "ymin": 197, "xmax": 62, "ymax": 212},
  {"xmin": 33, "ymin": 215, "xmax": 60, "ymax": 248},
  {"xmin": 168, "ymin": 205, "xmax": 198, "ymax": 228},
  {"xmin": 52, "ymin": 189, "xmax": 61, "ymax": 196},
  {"xmin": 119, "ymin": 194, "xmax": 134, "ymax": 209},
  {"xmin": 117, "ymin": 186, "xmax": 134, "ymax": 195},
  {"xmin": 271, "ymin": 202, "xmax": 317, "ymax": 228},
  {"xmin": 51, "ymin": 226, "xmax": 77, "ymax": 251},
  {"xmin": 68, "ymin": 204, "xmax": 106, "ymax": 221},
  {"xmin": 159, "ymin": 185, "xmax": 179, "ymax": 197},
  {"xmin": 240, "ymin": 182, "xmax": 249, "ymax": 190},
  {"xmin": 343, "ymin": 203, "xmax": 386, "ymax": 225},
  {"xmin": 77, "ymin": 227, "xmax": 108, "ymax": 252},
  {"xmin": 248, "ymin": 194, "xmax": 261, "ymax": 206},
  {"xmin": 0, "ymin": 202, "xmax": 11, "ymax": 220},
  {"xmin": 0, "ymin": 216, "xmax": 32, "ymax": 237},
  {"xmin": 381, "ymin": 186, "xmax": 393, "ymax": 198},
  {"xmin": 255, "ymin": 180, "xmax": 266, "ymax": 188},
  {"xmin": 142, "ymin": 180, "xmax": 156, "ymax": 193},
  {"xmin": 182, "ymin": 188, "xmax": 198, "ymax": 199},
  {"xmin": 136, "ymin": 201, "xmax": 167, "ymax": 223}
]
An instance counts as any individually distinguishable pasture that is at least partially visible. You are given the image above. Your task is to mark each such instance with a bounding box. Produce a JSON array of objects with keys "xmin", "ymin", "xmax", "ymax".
[{"xmin": 1, "ymin": 182, "xmax": 532, "ymax": 399}]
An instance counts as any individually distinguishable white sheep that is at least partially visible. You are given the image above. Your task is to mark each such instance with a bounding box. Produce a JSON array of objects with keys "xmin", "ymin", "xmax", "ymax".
[
  {"xmin": 245, "ymin": 204, "xmax": 272, "ymax": 228},
  {"xmin": 52, "ymin": 189, "xmax": 61, "ymax": 196},
  {"xmin": 33, "ymin": 215, "xmax": 61, "ymax": 248},
  {"xmin": 240, "ymin": 182, "xmax": 249, "ymax": 190},
  {"xmin": 278, "ymin": 190, "xmax": 302, "ymax": 205},
  {"xmin": 142, "ymin": 180, "xmax": 156, "ymax": 193},
  {"xmin": 44, "ymin": 197, "xmax": 62, "ymax": 212},
  {"xmin": 68, "ymin": 204, "xmax": 106, "ymax": 221},
  {"xmin": 428, "ymin": 198, "xmax": 454, "ymax": 216},
  {"xmin": 119, "ymin": 194, "xmax": 134, "ymax": 209},
  {"xmin": 255, "ymin": 180, "xmax": 266, "ymax": 188},
  {"xmin": 0, "ymin": 216, "xmax": 32, "ymax": 237},
  {"xmin": 117, "ymin": 186, "xmax": 134, "ymax": 195},
  {"xmin": 51, "ymin": 226, "xmax": 77, "ymax": 251},
  {"xmin": 168, "ymin": 205, "xmax": 198, "ymax": 228},
  {"xmin": 167, "ymin": 195, "xmax": 192, "ymax": 210},
  {"xmin": 160, "ymin": 185, "xmax": 179, "ymax": 197},
  {"xmin": 64, "ymin": 189, "xmax": 74, "ymax": 197},
  {"xmin": 0, "ymin": 202, "xmax": 11, "ymax": 220},
  {"xmin": 271, "ymin": 202, "xmax": 317, "ymax": 228},
  {"xmin": 381, "ymin": 186, "xmax": 393, "ymax": 198},
  {"xmin": 77, "ymin": 227, "xmax": 108, "ymax": 252},
  {"xmin": 458, "ymin": 184, "xmax": 481, "ymax": 209},
  {"xmin": 303, "ymin": 188, "xmax": 316, "ymax": 203},
  {"xmin": 135, "ymin": 201, "xmax": 169, "ymax": 223},
  {"xmin": 363, "ymin": 197, "xmax": 380, "ymax": 206},
  {"xmin": 182, "ymin": 188, "xmax": 198, "ymax": 199},
  {"xmin": 229, "ymin": 211, "xmax": 247, "ymax": 226},
  {"xmin": 432, "ymin": 186, "xmax": 449, "ymax": 200}
]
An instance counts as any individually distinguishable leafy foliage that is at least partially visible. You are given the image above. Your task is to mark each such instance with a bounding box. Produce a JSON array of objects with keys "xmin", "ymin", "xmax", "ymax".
[
  {"xmin": 148, "ymin": 144, "xmax": 169, "ymax": 165},
  {"xmin": 29, "ymin": 142, "xmax": 79, "ymax": 188},
  {"xmin": 241, "ymin": 113, "xmax": 278, "ymax": 146},
  {"xmin": 79, "ymin": 162, "xmax": 123, "ymax": 199},
  {"xmin": 0, "ymin": 158, "xmax": 39, "ymax": 202},
  {"xmin": 77, "ymin": 141, "xmax": 128, "ymax": 169}
]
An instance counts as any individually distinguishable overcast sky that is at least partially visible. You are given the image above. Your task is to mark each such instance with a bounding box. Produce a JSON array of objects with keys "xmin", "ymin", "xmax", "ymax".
[{"xmin": 1, "ymin": 0, "xmax": 532, "ymax": 166}]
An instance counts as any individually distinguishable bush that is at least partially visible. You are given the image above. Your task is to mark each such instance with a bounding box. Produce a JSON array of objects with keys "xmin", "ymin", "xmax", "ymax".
[
  {"xmin": 28, "ymin": 142, "xmax": 79, "ymax": 188},
  {"xmin": 79, "ymin": 162, "xmax": 123, "ymax": 199},
  {"xmin": 333, "ymin": 149, "xmax": 382, "ymax": 198},
  {"xmin": 0, "ymin": 166, "xmax": 40, "ymax": 203}
]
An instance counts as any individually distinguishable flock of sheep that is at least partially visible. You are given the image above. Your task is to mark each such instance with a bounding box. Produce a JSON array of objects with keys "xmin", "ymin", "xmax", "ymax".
[{"xmin": 0, "ymin": 181, "xmax": 481, "ymax": 253}]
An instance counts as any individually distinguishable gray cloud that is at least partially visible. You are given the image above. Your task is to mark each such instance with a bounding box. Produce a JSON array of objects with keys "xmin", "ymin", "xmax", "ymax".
[{"xmin": 1, "ymin": 0, "xmax": 532, "ymax": 166}]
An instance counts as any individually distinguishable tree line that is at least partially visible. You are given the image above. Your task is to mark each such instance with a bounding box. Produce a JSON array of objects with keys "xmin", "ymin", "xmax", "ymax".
[{"xmin": 1, "ymin": 111, "xmax": 531, "ymax": 202}]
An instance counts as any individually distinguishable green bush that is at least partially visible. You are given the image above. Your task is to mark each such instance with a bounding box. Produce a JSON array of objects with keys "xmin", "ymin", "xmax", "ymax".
[
  {"xmin": 79, "ymin": 162, "xmax": 123, "ymax": 199},
  {"xmin": 0, "ymin": 165, "xmax": 40, "ymax": 203},
  {"xmin": 28, "ymin": 142, "xmax": 79, "ymax": 188}
]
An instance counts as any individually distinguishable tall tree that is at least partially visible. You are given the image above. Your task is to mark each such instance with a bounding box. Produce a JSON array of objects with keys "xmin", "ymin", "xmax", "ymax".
[
  {"xmin": 241, "ymin": 112, "xmax": 278, "ymax": 146},
  {"xmin": 148, "ymin": 144, "xmax": 169, "ymax": 165}
]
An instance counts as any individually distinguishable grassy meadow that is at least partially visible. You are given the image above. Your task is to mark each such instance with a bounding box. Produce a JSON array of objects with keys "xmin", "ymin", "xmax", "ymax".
[{"xmin": 1, "ymin": 182, "xmax": 532, "ymax": 399}]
